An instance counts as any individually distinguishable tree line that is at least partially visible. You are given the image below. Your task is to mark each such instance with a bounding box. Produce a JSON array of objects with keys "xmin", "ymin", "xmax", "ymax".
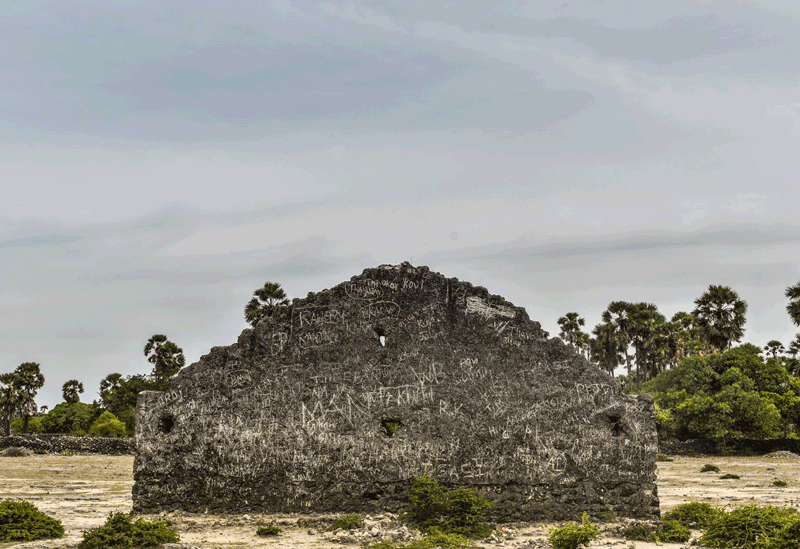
[
  {"xmin": 0, "ymin": 282, "xmax": 289, "ymax": 437},
  {"xmin": 557, "ymin": 280, "xmax": 800, "ymax": 443}
]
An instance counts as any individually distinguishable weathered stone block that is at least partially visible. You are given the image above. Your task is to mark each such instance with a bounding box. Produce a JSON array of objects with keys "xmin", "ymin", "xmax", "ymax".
[{"xmin": 133, "ymin": 263, "xmax": 658, "ymax": 520}]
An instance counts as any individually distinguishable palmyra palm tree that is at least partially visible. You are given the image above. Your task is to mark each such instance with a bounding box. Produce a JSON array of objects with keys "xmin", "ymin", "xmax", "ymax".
[
  {"xmin": 245, "ymin": 281, "xmax": 290, "ymax": 327},
  {"xmin": 786, "ymin": 280, "xmax": 800, "ymax": 326},
  {"xmin": 692, "ymin": 285, "xmax": 748, "ymax": 352}
]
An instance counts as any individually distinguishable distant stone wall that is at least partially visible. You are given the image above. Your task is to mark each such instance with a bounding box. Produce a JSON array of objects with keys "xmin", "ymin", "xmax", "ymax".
[
  {"xmin": 134, "ymin": 263, "xmax": 659, "ymax": 520},
  {"xmin": 0, "ymin": 434, "xmax": 134, "ymax": 454}
]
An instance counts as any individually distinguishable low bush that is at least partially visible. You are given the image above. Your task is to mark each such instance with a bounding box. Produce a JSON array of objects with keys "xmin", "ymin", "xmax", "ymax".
[
  {"xmin": 328, "ymin": 514, "xmax": 365, "ymax": 531},
  {"xmin": 621, "ymin": 520, "xmax": 689, "ymax": 543},
  {"xmin": 720, "ymin": 473, "xmax": 740, "ymax": 479},
  {"xmin": 700, "ymin": 464, "xmax": 720, "ymax": 473},
  {"xmin": 549, "ymin": 513, "xmax": 601, "ymax": 549},
  {"xmin": 700, "ymin": 504, "xmax": 799, "ymax": 549},
  {"xmin": 78, "ymin": 512, "xmax": 179, "ymax": 548},
  {"xmin": 406, "ymin": 527, "xmax": 476, "ymax": 549},
  {"xmin": 662, "ymin": 502, "xmax": 724, "ymax": 529},
  {"xmin": 0, "ymin": 500, "xmax": 64, "ymax": 542},
  {"xmin": 404, "ymin": 476, "xmax": 493, "ymax": 538},
  {"xmin": 88, "ymin": 411, "xmax": 126, "ymax": 438},
  {"xmin": 256, "ymin": 524, "xmax": 281, "ymax": 536},
  {"xmin": 656, "ymin": 452, "xmax": 673, "ymax": 462},
  {"xmin": 773, "ymin": 480, "xmax": 788, "ymax": 487}
]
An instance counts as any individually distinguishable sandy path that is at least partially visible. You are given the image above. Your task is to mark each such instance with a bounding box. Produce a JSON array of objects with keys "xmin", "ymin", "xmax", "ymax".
[{"xmin": 1, "ymin": 453, "xmax": 799, "ymax": 548}]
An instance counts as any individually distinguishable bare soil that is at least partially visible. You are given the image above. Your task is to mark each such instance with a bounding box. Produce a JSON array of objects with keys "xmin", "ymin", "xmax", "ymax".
[{"xmin": 1, "ymin": 453, "xmax": 799, "ymax": 548}]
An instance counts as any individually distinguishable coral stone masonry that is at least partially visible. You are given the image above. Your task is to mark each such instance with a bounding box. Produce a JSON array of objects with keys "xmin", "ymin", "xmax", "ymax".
[{"xmin": 133, "ymin": 263, "xmax": 659, "ymax": 520}]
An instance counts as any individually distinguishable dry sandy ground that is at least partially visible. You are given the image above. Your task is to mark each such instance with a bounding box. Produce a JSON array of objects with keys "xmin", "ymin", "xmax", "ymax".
[{"xmin": 2, "ymin": 453, "xmax": 799, "ymax": 548}]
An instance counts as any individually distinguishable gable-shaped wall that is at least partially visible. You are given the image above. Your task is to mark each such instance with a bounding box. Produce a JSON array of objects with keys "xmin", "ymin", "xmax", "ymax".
[{"xmin": 133, "ymin": 263, "xmax": 659, "ymax": 520}]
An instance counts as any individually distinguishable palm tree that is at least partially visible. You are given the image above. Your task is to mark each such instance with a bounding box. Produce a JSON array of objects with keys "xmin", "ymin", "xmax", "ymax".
[
  {"xmin": 62, "ymin": 380, "xmax": 84, "ymax": 404},
  {"xmin": 590, "ymin": 322, "xmax": 623, "ymax": 376},
  {"xmin": 789, "ymin": 334, "xmax": 800, "ymax": 359},
  {"xmin": 628, "ymin": 303, "xmax": 666, "ymax": 389},
  {"xmin": 144, "ymin": 335, "xmax": 185, "ymax": 380},
  {"xmin": 764, "ymin": 340, "xmax": 785, "ymax": 360},
  {"xmin": 786, "ymin": 280, "xmax": 800, "ymax": 326},
  {"xmin": 692, "ymin": 285, "xmax": 748, "ymax": 352},
  {"xmin": 0, "ymin": 372, "xmax": 23, "ymax": 436},
  {"xmin": 557, "ymin": 312, "xmax": 586, "ymax": 349},
  {"xmin": 602, "ymin": 301, "xmax": 634, "ymax": 389},
  {"xmin": 245, "ymin": 281, "xmax": 290, "ymax": 327},
  {"xmin": 9, "ymin": 363, "xmax": 44, "ymax": 433}
]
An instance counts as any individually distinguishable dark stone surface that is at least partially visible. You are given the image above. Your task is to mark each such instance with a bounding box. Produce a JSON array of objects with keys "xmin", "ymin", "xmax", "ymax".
[{"xmin": 133, "ymin": 263, "xmax": 659, "ymax": 520}]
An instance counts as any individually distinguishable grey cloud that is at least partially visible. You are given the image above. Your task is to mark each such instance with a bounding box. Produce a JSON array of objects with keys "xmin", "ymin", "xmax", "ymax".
[{"xmin": 0, "ymin": 234, "xmax": 84, "ymax": 249}]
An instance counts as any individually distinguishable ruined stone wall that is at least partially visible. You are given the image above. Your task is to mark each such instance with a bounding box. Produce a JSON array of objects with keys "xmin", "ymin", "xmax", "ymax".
[{"xmin": 133, "ymin": 264, "xmax": 658, "ymax": 520}]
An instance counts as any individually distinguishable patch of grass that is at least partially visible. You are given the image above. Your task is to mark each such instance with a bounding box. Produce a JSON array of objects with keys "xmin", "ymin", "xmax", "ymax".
[
  {"xmin": 78, "ymin": 512, "xmax": 179, "ymax": 548},
  {"xmin": 549, "ymin": 513, "xmax": 601, "ymax": 549},
  {"xmin": 700, "ymin": 504, "xmax": 799, "ymax": 549},
  {"xmin": 406, "ymin": 527, "xmax": 477, "ymax": 549},
  {"xmin": 256, "ymin": 525, "xmax": 281, "ymax": 536},
  {"xmin": 663, "ymin": 502, "xmax": 725, "ymax": 529},
  {"xmin": 59, "ymin": 449, "xmax": 76, "ymax": 456},
  {"xmin": 720, "ymin": 473, "xmax": 740, "ymax": 479},
  {"xmin": 328, "ymin": 514, "xmax": 365, "ymax": 531},
  {"xmin": 656, "ymin": 452, "xmax": 673, "ymax": 462},
  {"xmin": 700, "ymin": 463, "xmax": 720, "ymax": 473},
  {"xmin": 33, "ymin": 449, "xmax": 47, "ymax": 455},
  {"xmin": 773, "ymin": 480, "xmax": 788, "ymax": 487},
  {"xmin": 0, "ymin": 500, "xmax": 64, "ymax": 542}
]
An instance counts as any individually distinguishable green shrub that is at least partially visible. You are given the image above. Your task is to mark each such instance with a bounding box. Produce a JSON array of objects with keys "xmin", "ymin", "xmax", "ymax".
[
  {"xmin": 656, "ymin": 452, "xmax": 673, "ymax": 462},
  {"xmin": 34, "ymin": 449, "xmax": 48, "ymax": 455},
  {"xmin": 720, "ymin": 473, "xmax": 740, "ymax": 479},
  {"xmin": 405, "ymin": 475, "xmax": 446, "ymax": 530},
  {"xmin": 621, "ymin": 522, "xmax": 651, "ymax": 541},
  {"xmin": 549, "ymin": 513, "xmax": 601, "ymax": 549},
  {"xmin": 0, "ymin": 500, "xmax": 64, "ymax": 542},
  {"xmin": 10, "ymin": 417, "xmax": 44, "ymax": 434},
  {"xmin": 256, "ymin": 525, "xmax": 281, "ymax": 536},
  {"xmin": 369, "ymin": 542, "xmax": 401, "ymax": 549},
  {"xmin": 41, "ymin": 402, "xmax": 96, "ymax": 434},
  {"xmin": 88, "ymin": 411, "xmax": 126, "ymax": 438},
  {"xmin": 700, "ymin": 464, "xmax": 720, "ymax": 472},
  {"xmin": 653, "ymin": 520, "xmax": 691, "ymax": 543},
  {"xmin": 700, "ymin": 505, "xmax": 798, "ymax": 549},
  {"xmin": 773, "ymin": 480, "xmax": 788, "ymax": 487},
  {"xmin": 766, "ymin": 516, "xmax": 800, "ymax": 549},
  {"xmin": 328, "ymin": 514, "xmax": 365, "ymax": 531},
  {"xmin": 663, "ymin": 502, "xmax": 725, "ymax": 529},
  {"xmin": 78, "ymin": 512, "xmax": 179, "ymax": 548},
  {"xmin": 60, "ymin": 449, "xmax": 76, "ymax": 456},
  {"xmin": 404, "ymin": 476, "xmax": 493, "ymax": 539}
]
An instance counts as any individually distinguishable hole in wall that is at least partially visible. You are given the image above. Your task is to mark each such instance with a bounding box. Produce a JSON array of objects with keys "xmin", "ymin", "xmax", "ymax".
[
  {"xmin": 374, "ymin": 326, "xmax": 386, "ymax": 347},
  {"xmin": 160, "ymin": 415, "xmax": 175, "ymax": 434},
  {"xmin": 381, "ymin": 418, "xmax": 401, "ymax": 437},
  {"xmin": 607, "ymin": 415, "xmax": 623, "ymax": 437}
]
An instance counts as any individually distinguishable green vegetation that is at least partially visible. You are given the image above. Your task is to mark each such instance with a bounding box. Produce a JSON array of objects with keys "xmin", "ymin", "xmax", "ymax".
[
  {"xmin": 656, "ymin": 452, "xmax": 672, "ymax": 461},
  {"xmin": 700, "ymin": 504, "xmax": 800, "ymax": 549},
  {"xmin": 256, "ymin": 525, "xmax": 281, "ymax": 536},
  {"xmin": 720, "ymin": 473, "xmax": 740, "ymax": 479},
  {"xmin": 62, "ymin": 379, "xmax": 84, "ymax": 404},
  {"xmin": 662, "ymin": 502, "xmax": 724, "ymax": 529},
  {"xmin": 621, "ymin": 520, "xmax": 690, "ymax": 543},
  {"xmin": 549, "ymin": 513, "xmax": 601, "ymax": 549},
  {"xmin": 0, "ymin": 500, "xmax": 64, "ymax": 542},
  {"xmin": 88, "ymin": 411, "xmax": 126, "ymax": 438},
  {"xmin": 41, "ymin": 402, "xmax": 96, "ymax": 435},
  {"xmin": 700, "ymin": 464, "xmax": 720, "ymax": 472},
  {"xmin": 78, "ymin": 512, "xmax": 179, "ymax": 548},
  {"xmin": 773, "ymin": 480, "xmax": 788, "ymax": 486},
  {"xmin": 1, "ymin": 362, "xmax": 45, "ymax": 436},
  {"xmin": 328, "ymin": 514, "xmax": 366, "ymax": 531},
  {"xmin": 404, "ymin": 475, "xmax": 493, "ymax": 538},
  {"xmin": 10, "ymin": 416, "xmax": 43, "ymax": 433},
  {"xmin": 0, "ymin": 499, "xmax": 64, "ymax": 542},
  {"xmin": 244, "ymin": 281, "xmax": 290, "ymax": 327}
]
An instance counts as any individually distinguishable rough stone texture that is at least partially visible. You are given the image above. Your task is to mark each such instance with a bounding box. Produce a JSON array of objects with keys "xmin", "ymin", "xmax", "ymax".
[
  {"xmin": 0, "ymin": 434, "xmax": 135, "ymax": 454},
  {"xmin": 133, "ymin": 263, "xmax": 659, "ymax": 520}
]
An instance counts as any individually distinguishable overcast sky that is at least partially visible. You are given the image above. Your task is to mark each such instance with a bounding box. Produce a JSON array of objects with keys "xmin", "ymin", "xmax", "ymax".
[{"xmin": 2, "ymin": 0, "xmax": 799, "ymax": 409}]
